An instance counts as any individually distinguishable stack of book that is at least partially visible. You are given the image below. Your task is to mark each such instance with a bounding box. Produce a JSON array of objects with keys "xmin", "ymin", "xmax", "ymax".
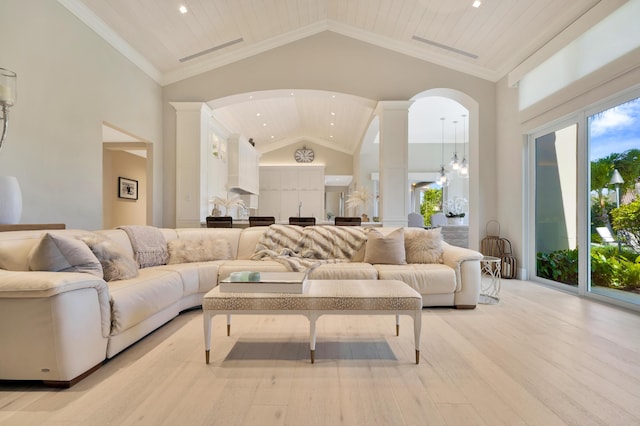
[{"xmin": 219, "ymin": 271, "xmax": 309, "ymax": 293}]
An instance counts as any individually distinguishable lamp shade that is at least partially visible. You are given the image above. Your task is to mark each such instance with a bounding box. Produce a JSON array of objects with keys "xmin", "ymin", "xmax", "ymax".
[
  {"xmin": 609, "ymin": 169, "xmax": 624, "ymax": 185},
  {"xmin": 0, "ymin": 68, "xmax": 17, "ymax": 106},
  {"xmin": 0, "ymin": 176, "xmax": 22, "ymax": 224}
]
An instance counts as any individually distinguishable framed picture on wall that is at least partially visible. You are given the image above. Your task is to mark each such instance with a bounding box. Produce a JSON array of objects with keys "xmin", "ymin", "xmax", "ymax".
[{"xmin": 118, "ymin": 177, "xmax": 138, "ymax": 200}]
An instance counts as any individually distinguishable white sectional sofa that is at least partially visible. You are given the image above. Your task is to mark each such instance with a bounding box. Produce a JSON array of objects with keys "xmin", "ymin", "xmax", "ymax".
[{"xmin": 0, "ymin": 225, "xmax": 482, "ymax": 386}]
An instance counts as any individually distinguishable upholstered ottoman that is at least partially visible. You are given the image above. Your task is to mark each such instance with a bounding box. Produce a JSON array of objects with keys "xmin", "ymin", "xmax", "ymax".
[{"xmin": 202, "ymin": 279, "xmax": 423, "ymax": 364}]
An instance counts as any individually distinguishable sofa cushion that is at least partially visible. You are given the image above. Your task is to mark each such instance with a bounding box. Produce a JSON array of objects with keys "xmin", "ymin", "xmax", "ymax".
[
  {"xmin": 364, "ymin": 228, "xmax": 406, "ymax": 265},
  {"xmin": 374, "ymin": 264, "xmax": 457, "ymax": 294},
  {"xmin": 309, "ymin": 262, "xmax": 378, "ymax": 280},
  {"xmin": 78, "ymin": 234, "xmax": 139, "ymax": 282},
  {"xmin": 157, "ymin": 261, "xmax": 223, "ymax": 295},
  {"xmin": 107, "ymin": 268, "xmax": 183, "ymax": 334},
  {"xmin": 404, "ymin": 227, "xmax": 444, "ymax": 264},
  {"xmin": 167, "ymin": 239, "xmax": 232, "ymax": 264},
  {"xmin": 27, "ymin": 233, "xmax": 103, "ymax": 277}
]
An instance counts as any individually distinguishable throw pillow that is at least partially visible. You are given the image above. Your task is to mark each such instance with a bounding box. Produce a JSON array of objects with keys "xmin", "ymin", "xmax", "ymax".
[
  {"xmin": 364, "ymin": 228, "xmax": 406, "ymax": 265},
  {"xmin": 404, "ymin": 227, "xmax": 444, "ymax": 264},
  {"xmin": 28, "ymin": 233, "xmax": 103, "ymax": 277},
  {"xmin": 167, "ymin": 239, "xmax": 232, "ymax": 264},
  {"xmin": 78, "ymin": 234, "xmax": 139, "ymax": 282}
]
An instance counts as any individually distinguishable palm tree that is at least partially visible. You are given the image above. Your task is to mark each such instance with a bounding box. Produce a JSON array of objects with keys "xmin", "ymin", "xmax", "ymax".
[{"xmin": 591, "ymin": 154, "xmax": 619, "ymax": 224}]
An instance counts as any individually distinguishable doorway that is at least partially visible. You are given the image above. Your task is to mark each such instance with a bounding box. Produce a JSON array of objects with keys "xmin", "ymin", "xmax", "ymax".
[{"xmin": 102, "ymin": 123, "xmax": 153, "ymax": 228}]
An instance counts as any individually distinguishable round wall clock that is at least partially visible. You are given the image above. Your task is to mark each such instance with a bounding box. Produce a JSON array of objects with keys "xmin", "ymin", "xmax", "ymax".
[{"xmin": 294, "ymin": 147, "xmax": 315, "ymax": 163}]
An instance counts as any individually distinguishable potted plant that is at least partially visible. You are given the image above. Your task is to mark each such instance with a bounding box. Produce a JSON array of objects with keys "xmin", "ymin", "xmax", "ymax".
[
  {"xmin": 446, "ymin": 211, "xmax": 466, "ymax": 225},
  {"xmin": 345, "ymin": 187, "xmax": 371, "ymax": 220},
  {"xmin": 210, "ymin": 190, "xmax": 245, "ymax": 217}
]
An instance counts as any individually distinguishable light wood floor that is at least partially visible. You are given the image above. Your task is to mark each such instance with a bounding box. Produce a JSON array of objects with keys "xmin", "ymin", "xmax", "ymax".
[{"xmin": 1, "ymin": 280, "xmax": 639, "ymax": 426}]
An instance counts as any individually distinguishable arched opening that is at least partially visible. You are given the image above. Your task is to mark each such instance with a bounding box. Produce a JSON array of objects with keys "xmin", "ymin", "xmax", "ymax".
[{"xmin": 410, "ymin": 89, "xmax": 480, "ymax": 248}]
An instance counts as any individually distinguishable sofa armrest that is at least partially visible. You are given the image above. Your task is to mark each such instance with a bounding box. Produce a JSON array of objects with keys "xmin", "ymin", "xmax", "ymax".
[
  {"xmin": 0, "ymin": 269, "xmax": 111, "ymax": 337},
  {"xmin": 441, "ymin": 242, "xmax": 483, "ymax": 307},
  {"xmin": 441, "ymin": 242, "xmax": 483, "ymax": 269}
]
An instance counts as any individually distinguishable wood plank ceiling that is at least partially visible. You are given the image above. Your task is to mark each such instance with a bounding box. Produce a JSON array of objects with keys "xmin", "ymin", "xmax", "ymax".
[{"xmin": 73, "ymin": 0, "xmax": 603, "ymax": 154}]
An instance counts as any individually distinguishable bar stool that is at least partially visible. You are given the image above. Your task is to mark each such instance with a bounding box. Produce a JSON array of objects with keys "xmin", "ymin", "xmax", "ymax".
[
  {"xmin": 206, "ymin": 216, "xmax": 233, "ymax": 228},
  {"xmin": 289, "ymin": 217, "xmax": 316, "ymax": 227},
  {"xmin": 334, "ymin": 216, "xmax": 362, "ymax": 226},
  {"xmin": 248, "ymin": 216, "xmax": 275, "ymax": 227}
]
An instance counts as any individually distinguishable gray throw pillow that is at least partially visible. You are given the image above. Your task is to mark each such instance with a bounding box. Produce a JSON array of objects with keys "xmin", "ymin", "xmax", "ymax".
[
  {"xmin": 78, "ymin": 234, "xmax": 139, "ymax": 282},
  {"xmin": 28, "ymin": 233, "xmax": 103, "ymax": 278},
  {"xmin": 364, "ymin": 228, "xmax": 406, "ymax": 265}
]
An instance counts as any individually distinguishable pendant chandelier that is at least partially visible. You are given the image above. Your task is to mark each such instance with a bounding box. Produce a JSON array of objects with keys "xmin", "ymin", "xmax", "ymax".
[
  {"xmin": 460, "ymin": 114, "xmax": 469, "ymax": 177},
  {"xmin": 449, "ymin": 120, "xmax": 459, "ymax": 170},
  {"xmin": 438, "ymin": 117, "xmax": 448, "ymax": 187}
]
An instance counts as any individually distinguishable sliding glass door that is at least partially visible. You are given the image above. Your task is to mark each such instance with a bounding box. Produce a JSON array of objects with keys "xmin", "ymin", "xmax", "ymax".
[
  {"xmin": 530, "ymin": 92, "xmax": 640, "ymax": 310},
  {"xmin": 588, "ymin": 97, "xmax": 640, "ymax": 305},
  {"xmin": 534, "ymin": 124, "xmax": 578, "ymax": 289}
]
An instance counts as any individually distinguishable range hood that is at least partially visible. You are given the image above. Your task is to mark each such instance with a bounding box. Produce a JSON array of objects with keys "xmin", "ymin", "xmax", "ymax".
[
  {"xmin": 227, "ymin": 135, "xmax": 260, "ymax": 195},
  {"xmin": 324, "ymin": 175, "xmax": 353, "ymax": 187}
]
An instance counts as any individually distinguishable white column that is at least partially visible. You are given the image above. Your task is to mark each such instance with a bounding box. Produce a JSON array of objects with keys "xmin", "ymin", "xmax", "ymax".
[
  {"xmin": 170, "ymin": 102, "xmax": 211, "ymax": 228},
  {"xmin": 376, "ymin": 101, "xmax": 412, "ymax": 227}
]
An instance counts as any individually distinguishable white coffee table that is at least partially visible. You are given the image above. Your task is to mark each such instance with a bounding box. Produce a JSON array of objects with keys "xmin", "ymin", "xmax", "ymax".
[{"xmin": 202, "ymin": 279, "xmax": 423, "ymax": 364}]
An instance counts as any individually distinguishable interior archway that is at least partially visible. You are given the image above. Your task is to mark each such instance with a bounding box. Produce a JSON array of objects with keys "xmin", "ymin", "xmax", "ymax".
[{"xmin": 410, "ymin": 89, "xmax": 480, "ymax": 248}]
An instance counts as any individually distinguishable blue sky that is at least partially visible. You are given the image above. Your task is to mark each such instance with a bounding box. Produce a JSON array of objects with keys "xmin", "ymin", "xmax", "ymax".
[{"xmin": 589, "ymin": 97, "xmax": 640, "ymax": 160}]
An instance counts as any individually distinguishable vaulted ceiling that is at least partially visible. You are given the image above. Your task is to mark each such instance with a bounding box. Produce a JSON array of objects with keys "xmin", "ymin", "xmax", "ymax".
[{"xmin": 64, "ymin": 0, "xmax": 607, "ymax": 154}]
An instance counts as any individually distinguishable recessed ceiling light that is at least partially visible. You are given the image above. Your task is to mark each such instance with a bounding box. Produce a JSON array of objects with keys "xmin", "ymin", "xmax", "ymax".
[
  {"xmin": 330, "ymin": 122, "xmax": 334, "ymax": 126},
  {"xmin": 472, "ymin": 1, "xmax": 481, "ymax": 8},
  {"xmin": 329, "ymin": 135, "xmax": 334, "ymax": 138},
  {"xmin": 256, "ymin": 112, "xmax": 261, "ymax": 117},
  {"xmin": 262, "ymin": 123, "xmax": 267, "ymax": 127},
  {"xmin": 270, "ymin": 135, "xmax": 275, "ymax": 139},
  {"xmin": 331, "ymin": 112, "xmax": 336, "ymax": 116},
  {"xmin": 179, "ymin": 5, "xmax": 188, "ymax": 14}
]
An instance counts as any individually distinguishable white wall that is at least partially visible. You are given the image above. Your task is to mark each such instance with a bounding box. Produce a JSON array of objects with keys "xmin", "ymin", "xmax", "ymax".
[
  {"xmin": 260, "ymin": 141, "xmax": 352, "ymax": 175},
  {"xmin": 163, "ymin": 31, "xmax": 497, "ymax": 235},
  {"xmin": 495, "ymin": 43, "xmax": 640, "ymax": 279},
  {"xmin": 0, "ymin": 0, "xmax": 163, "ymax": 230}
]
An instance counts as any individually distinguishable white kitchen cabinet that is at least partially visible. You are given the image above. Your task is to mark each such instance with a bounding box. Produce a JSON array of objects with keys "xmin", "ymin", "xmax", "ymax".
[{"xmin": 258, "ymin": 166, "xmax": 325, "ymax": 221}]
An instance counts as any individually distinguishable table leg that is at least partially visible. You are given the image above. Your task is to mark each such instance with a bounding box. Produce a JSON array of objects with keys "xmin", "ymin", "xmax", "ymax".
[
  {"xmin": 308, "ymin": 312, "xmax": 319, "ymax": 364},
  {"xmin": 412, "ymin": 310, "xmax": 422, "ymax": 364},
  {"xmin": 203, "ymin": 311, "xmax": 213, "ymax": 364},
  {"xmin": 395, "ymin": 314, "xmax": 400, "ymax": 336}
]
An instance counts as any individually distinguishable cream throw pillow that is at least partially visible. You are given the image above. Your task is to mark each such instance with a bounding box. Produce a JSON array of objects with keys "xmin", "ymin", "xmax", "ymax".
[
  {"xmin": 167, "ymin": 239, "xmax": 232, "ymax": 264},
  {"xmin": 28, "ymin": 233, "xmax": 103, "ymax": 277},
  {"xmin": 78, "ymin": 234, "xmax": 139, "ymax": 282},
  {"xmin": 404, "ymin": 227, "xmax": 444, "ymax": 264},
  {"xmin": 364, "ymin": 228, "xmax": 406, "ymax": 265}
]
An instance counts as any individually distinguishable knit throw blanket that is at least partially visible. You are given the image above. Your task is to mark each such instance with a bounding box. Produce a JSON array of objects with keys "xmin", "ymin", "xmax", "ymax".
[
  {"xmin": 250, "ymin": 224, "xmax": 367, "ymax": 272},
  {"xmin": 117, "ymin": 225, "xmax": 168, "ymax": 268}
]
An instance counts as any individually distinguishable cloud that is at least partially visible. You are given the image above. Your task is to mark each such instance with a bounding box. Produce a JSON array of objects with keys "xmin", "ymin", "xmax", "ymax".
[{"xmin": 590, "ymin": 98, "xmax": 640, "ymax": 136}]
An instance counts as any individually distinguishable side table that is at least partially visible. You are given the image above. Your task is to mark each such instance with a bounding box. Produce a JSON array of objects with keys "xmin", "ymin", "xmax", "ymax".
[{"xmin": 479, "ymin": 256, "xmax": 501, "ymax": 304}]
